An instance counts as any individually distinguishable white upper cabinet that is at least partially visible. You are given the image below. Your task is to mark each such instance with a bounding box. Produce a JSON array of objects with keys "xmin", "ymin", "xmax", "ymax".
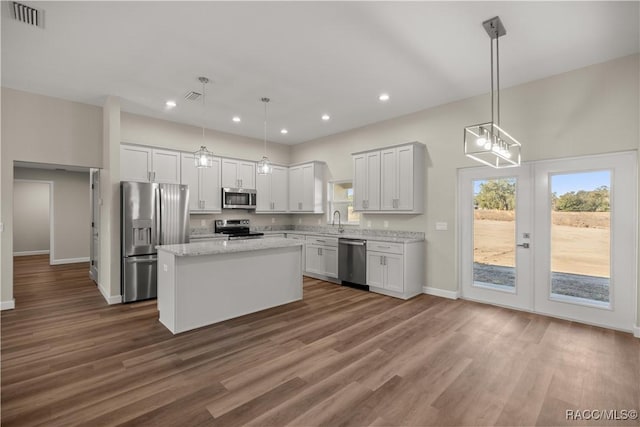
[
  {"xmin": 289, "ymin": 162, "xmax": 325, "ymax": 213},
  {"xmin": 256, "ymin": 165, "xmax": 288, "ymax": 213},
  {"xmin": 181, "ymin": 153, "xmax": 221, "ymax": 213},
  {"xmin": 121, "ymin": 144, "xmax": 180, "ymax": 184},
  {"xmin": 353, "ymin": 151, "xmax": 380, "ymax": 211},
  {"xmin": 222, "ymin": 158, "xmax": 256, "ymax": 189},
  {"xmin": 353, "ymin": 142, "xmax": 424, "ymax": 214},
  {"xmin": 152, "ymin": 148, "xmax": 181, "ymax": 184}
]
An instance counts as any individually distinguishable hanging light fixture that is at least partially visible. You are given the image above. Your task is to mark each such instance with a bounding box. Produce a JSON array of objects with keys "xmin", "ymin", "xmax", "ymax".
[
  {"xmin": 257, "ymin": 97, "xmax": 273, "ymax": 175},
  {"xmin": 194, "ymin": 76, "xmax": 214, "ymax": 168},
  {"xmin": 464, "ymin": 16, "xmax": 521, "ymax": 168}
]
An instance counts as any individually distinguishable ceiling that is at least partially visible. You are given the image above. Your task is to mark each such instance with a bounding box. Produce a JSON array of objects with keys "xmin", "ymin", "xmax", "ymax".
[{"xmin": 2, "ymin": 1, "xmax": 638, "ymax": 145}]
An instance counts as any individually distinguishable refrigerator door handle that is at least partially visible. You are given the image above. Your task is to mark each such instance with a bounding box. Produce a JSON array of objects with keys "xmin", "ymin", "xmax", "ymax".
[{"xmin": 155, "ymin": 187, "xmax": 162, "ymax": 245}]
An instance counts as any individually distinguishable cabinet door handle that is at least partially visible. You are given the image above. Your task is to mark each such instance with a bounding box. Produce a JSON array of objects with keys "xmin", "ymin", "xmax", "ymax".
[{"xmin": 152, "ymin": 171, "xmax": 156, "ymax": 181}]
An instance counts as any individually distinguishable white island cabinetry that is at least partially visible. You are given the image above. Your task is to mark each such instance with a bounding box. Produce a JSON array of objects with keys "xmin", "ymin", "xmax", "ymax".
[{"xmin": 157, "ymin": 238, "xmax": 303, "ymax": 334}]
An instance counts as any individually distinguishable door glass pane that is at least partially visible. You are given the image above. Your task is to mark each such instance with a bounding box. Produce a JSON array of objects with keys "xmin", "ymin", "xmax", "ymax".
[
  {"xmin": 473, "ymin": 178, "xmax": 516, "ymax": 290},
  {"xmin": 550, "ymin": 171, "xmax": 611, "ymax": 305}
]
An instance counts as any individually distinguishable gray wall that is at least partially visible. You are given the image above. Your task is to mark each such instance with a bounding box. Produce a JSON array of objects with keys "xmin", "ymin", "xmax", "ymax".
[
  {"xmin": 13, "ymin": 180, "xmax": 50, "ymax": 254},
  {"xmin": 13, "ymin": 168, "xmax": 91, "ymax": 262}
]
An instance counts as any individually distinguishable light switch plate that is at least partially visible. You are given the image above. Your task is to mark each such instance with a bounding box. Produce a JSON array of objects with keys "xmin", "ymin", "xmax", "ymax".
[
  {"xmin": 383, "ymin": 221, "xmax": 389, "ymax": 228},
  {"xmin": 436, "ymin": 222, "xmax": 448, "ymax": 231},
  {"xmin": 163, "ymin": 264, "xmax": 168, "ymax": 272},
  {"xmin": 0, "ymin": 222, "xmax": 3, "ymax": 232},
  {"xmin": 200, "ymin": 219, "xmax": 206, "ymax": 226},
  {"xmin": 271, "ymin": 217, "xmax": 275, "ymax": 224},
  {"xmin": 367, "ymin": 221, "xmax": 372, "ymax": 228},
  {"xmin": 298, "ymin": 218, "xmax": 302, "ymax": 224}
]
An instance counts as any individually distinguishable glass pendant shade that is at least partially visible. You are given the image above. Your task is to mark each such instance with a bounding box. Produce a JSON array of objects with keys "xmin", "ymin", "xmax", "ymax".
[
  {"xmin": 194, "ymin": 145, "xmax": 214, "ymax": 168},
  {"xmin": 464, "ymin": 122, "xmax": 521, "ymax": 168},
  {"xmin": 257, "ymin": 156, "xmax": 273, "ymax": 175},
  {"xmin": 257, "ymin": 97, "xmax": 273, "ymax": 175}
]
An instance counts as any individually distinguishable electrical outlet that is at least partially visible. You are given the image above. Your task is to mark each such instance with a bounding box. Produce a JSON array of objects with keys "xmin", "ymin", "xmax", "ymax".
[
  {"xmin": 271, "ymin": 217, "xmax": 275, "ymax": 224},
  {"xmin": 0, "ymin": 222, "xmax": 4, "ymax": 232},
  {"xmin": 436, "ymin": 222, "xmax": 448, "ymax": 231},
  {"xmin": 317, "ymin": 219, "xmax": 321, "ymax": 225},
  {"xmin": 298, "ymin": 218, "xmax": 302, "ymax": 224},
  {"xmin": 383, "ymin": 221, "xmax": 389, "ymax": 228},
  {"xmin": 367, "ymin": 221, "xmax": 372, "ymax": 228},
  {"xmin": 200, "ymin": 219, "xmax": 206, "ymax": 227}
]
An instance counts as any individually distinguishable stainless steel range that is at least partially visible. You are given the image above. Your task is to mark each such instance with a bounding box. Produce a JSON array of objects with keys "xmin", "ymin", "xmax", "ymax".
[{"xmin": 215, "ymin": 219, "xmax": 264, "ymax": 240}]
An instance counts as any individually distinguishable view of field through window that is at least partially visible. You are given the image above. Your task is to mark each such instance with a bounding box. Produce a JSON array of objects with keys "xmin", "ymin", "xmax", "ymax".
[{"xmin": 472, "ymin": 171, "xmax": 611, "ymax": 303}]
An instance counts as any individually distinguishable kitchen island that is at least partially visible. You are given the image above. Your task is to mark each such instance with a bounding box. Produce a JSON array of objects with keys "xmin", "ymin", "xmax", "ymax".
[{"xmin": 156, "ymin": 238, "xmax": 303, "ymax": 334}]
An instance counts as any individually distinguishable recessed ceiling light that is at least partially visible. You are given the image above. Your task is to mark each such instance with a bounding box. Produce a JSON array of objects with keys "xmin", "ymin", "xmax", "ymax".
[
  {"xmin": 378, "ymin": 93, "xmax": 390, "ymax": 102},
  {"xmin": 165, "ymin": 100, "xmax": 177, "ymax": 108},
  {"xmin": 232, "ymin": 116, "xmax": 241, "ymax": 123},
  {"xmin": 280, "ymin": 129, "xmax": 288, "ymax": 134},
  {"xmin": 321, "ymin": 114, "xmax": 330, "ymax": 121}
]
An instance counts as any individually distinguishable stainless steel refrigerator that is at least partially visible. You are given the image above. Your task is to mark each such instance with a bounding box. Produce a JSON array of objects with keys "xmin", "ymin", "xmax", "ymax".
[{"xmin": 121, "ymin": 182, "xmax": 190, "ymax": 303}]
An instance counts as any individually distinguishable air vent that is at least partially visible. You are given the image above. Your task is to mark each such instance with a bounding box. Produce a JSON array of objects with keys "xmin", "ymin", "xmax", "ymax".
[
  {"xmin": 184, "ymin": 91, "xmax": 202, "ymax": 101},
  {"xmin": 10, "ymin": 2, "xmax": 44, "ymax": 28}
]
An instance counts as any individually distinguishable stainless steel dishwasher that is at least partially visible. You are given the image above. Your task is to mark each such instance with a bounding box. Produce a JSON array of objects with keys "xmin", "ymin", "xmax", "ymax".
[{"xmin": 338, "ymin": 238, "xmax": 367, "ymax": 286}]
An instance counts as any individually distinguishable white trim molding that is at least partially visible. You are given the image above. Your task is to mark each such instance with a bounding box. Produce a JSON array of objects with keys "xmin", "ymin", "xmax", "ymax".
[
  {"xmin": 14, "ymin": 250, "xmax": 50, "ymax": 256},
  {"xmin": 1, "ymin": 299, "xmax": 16, "ymax": 310},
  {"xmin": 98, "ymin": 284, "xmax": 122, "ymax": 305},
  {"xmin": 634, "ymin": 325, "xmax": 640, "ymax": 339},
  {"xmin": 50, "ymin": 257, "xmax": 90, "ymax": 265},
  {"xmin": 423, "ymin": 286, "xmax": 460, "ymax": 300}
]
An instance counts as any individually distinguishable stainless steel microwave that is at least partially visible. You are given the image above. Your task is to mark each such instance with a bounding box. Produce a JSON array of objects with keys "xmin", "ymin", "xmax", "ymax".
[{"xmin": 222, "ymin": 188, "xmax": 257, "ymax": 209}]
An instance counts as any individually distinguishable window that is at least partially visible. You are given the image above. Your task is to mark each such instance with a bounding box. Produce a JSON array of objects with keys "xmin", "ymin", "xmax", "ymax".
[{"xmin": 327, "ymin": 180, "xmax": 360, "ymax": 225}]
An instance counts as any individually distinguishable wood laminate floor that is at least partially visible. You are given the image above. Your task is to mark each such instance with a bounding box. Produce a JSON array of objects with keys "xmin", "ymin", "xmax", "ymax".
[{"xmin": 2, "ymin": 255, "xmax": 639, "ymax": 426}]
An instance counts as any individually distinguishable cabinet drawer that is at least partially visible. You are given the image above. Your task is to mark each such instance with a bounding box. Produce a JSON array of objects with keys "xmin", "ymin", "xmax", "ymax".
[
  {"xmin": 367, "ymin": 241, "xmax": 403, "ymax": 254},
  {"xmin": 305, "ymin": 236, "xmax": 338, "ymax": 247}
]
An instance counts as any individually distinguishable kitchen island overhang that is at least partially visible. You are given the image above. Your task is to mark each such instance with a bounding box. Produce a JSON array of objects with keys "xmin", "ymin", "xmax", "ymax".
[{"xmin": 156, "ymin": 238, "xmax": 304, "ymax": 334}]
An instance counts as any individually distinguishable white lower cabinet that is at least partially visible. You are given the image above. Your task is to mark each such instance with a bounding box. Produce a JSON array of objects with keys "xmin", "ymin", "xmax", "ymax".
[
  {"xmin": 366, "ymin": 240, "xmax": 424, "ymax": 299},
  {"xmin": 305, "ymin": 236, "xmax": 338, "ymax": 278}
]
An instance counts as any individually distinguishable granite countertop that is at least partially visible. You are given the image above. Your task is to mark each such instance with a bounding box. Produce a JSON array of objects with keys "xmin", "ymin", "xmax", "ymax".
[
  {"xmin": 262, "ymin": 230, "xmax": 424, "ymax": 243},
  {"xmin": 157, "ymin": 237, "xmax": 304, "ymax": 257}
]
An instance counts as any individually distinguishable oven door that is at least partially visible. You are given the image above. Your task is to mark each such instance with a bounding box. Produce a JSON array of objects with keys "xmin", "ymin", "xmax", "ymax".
[{"xmin": 222, "ymin": 188, "xmax": 256, "ymax": 209}]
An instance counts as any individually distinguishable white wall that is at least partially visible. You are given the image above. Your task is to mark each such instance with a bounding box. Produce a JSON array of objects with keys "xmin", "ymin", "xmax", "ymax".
[
  {"xmin": 290, "ymin": 55, "xmax": 640, "ymax": 309},
  {"xmin": 1, "ymin": 88, "xmax": 102, "ymax": 306},
  {"xmin": 13, "ymin": 168, "xmax": 90, "ymax": 262},
  {"xmin": 121, "ymin": 112, "xmax": 291, "ymax": 165},
  {"xmin": 13, "ymin": 180, "xmax": 50, "ymax": 255}
]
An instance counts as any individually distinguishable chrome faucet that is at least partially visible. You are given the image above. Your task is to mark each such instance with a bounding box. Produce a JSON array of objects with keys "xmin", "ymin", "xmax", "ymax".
[{"xmin": 332, "ymin": 210, "xmax": 344, "ymax": 233}]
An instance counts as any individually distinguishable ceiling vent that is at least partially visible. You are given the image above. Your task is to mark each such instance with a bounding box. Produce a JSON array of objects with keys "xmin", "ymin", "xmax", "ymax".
[
  {"xmin": 10, "ymin": 2, "xmax": 44, "ymax": 28},
  {"xmin": 184, "ymin": 91, "xmax": 202, "ymax": 101}
]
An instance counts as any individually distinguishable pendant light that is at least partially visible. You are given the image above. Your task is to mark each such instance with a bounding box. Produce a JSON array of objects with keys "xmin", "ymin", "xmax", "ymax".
[
  {"xmin": 257, "ymin": 97, "xmax": 273, "ymax": 175},
  {"xmin": 464, "ymin": 16, "xmax": 521, "ymax": 168},
  {"xmin": 194, "ymin": 76, "xmax": 214, "ymax": 168}
]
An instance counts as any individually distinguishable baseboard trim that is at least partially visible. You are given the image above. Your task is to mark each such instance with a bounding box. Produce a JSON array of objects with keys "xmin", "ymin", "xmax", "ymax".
[
  {"xmin": 1, "ymin": 299, "xmax": 16, "ymax": 310},
  {"xmin": 634, "ymin": 325, "xmax": 640, "ymax": 339},
  {"xmin": 98, "ymin": 284, "xmax": 122, "ymax": 305},
  {"xmin": 50, "ymin": 257, "xmax": 90, "ymax": 265},
  {"xmin": 14, "ymin": 250, "xmax": 49, "ymax": 256},
  {"xmin": 423, "ymin": 286, "xmax": 460, "ymax": 300}
]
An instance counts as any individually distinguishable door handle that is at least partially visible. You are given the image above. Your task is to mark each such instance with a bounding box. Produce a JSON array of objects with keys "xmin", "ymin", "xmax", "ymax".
[
  {"xmin": 125, "ymin": 257, "xmax": 158, "ymax": 264},
  {"xmin": 517, "ymin": 243, "xmax": 530, "ymax": 248}
]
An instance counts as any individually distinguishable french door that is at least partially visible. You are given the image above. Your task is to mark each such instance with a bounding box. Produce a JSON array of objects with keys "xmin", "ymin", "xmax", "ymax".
[{"xmin": 459, "ymin": 152, "xmax": 637, "ymax": 332}]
